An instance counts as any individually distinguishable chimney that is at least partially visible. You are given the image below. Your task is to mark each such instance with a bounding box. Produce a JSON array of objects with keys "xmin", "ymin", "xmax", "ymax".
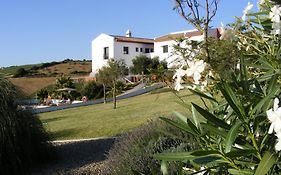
[{"xmin": 126, "ymin": 29, "xmax": 132, "ymax": 37}]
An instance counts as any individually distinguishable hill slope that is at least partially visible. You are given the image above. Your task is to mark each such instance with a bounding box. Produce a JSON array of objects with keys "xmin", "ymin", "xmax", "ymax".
[{"xmin": 0, "ymin": 59, "xmax": 92, "ymax": 77}]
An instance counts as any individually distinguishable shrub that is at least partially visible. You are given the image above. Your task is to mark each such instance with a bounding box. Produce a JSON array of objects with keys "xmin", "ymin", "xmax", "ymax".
[
  {"xmin": 13, "ymin": 68, "xmax": 30, "ymax": 77},
  {"xmin": 130, "ymin": 55, "xmax": 152, "ymax": 75},
  {"xmin": 76, "ymin": 80, "xmax": 103, "ymax": 100},
  {"xmin": 36, "ymin": 88, "xmax": 49, "ymax": 102},
  {"xmin": 0, "ymin": 77, "xmax": 54, "ymax": 175},
  {"xmin": 101, "ymin": 120, "xmax": 197, "ymax": 175}
]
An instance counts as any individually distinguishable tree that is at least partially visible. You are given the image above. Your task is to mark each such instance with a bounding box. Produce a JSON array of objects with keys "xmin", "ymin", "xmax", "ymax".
[
  {"xmin": 78, "ymin": 80, "xmax": 103, "ymax": 100},
  {"xmin": 55, "ymin": 76, "xmax": 74, "ymax": 89},
  {"xmin": 147, "ymin": 57, "xmax": 168, "ymax": 82},
  {"xmin": 55, "ymin": 76, "xmax": 75, "ymax": 99},
  {"xmin": 96, "ymin": 59, "xmax": 128, "ymax": 109},
  {"xmin": 14, "ymin": 68, "xmax": 30, "ymax": 77},
  {"xmin": 130, "ymin": 55, "xmax": 152, "ymax": 75},
  {"xmin": 173, "ymin": 0, "xmax": 219, "ymax": 61}
]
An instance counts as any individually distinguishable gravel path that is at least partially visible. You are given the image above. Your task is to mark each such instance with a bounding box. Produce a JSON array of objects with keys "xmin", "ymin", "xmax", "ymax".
[{"xmin": 29, "ymin": 137, "xmax": 115, "ymax": 175}]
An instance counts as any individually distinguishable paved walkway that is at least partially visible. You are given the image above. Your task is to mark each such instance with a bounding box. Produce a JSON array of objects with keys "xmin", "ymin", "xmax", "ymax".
[{"xmin": 33, "ymin": 83, "xmax": 163, "ymax": 113}]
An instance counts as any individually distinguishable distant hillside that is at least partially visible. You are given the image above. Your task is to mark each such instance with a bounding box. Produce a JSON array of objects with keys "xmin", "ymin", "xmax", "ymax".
[
  {"xmin": 0, "ymin": 59, "xmax": 92, "ymax": 77},
  {"xmin": 10, "ymin": 77, "xmax": 57, "ymax": 96},
  {"xmin": 0, "ymin": 63, "xmax": 43, "ymax": 77}
]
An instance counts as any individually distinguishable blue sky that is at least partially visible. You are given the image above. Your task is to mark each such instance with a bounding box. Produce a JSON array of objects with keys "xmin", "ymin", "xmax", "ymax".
[{"xmin": 0, "ymin": 0, "xmax": 257, "ymax": 67}]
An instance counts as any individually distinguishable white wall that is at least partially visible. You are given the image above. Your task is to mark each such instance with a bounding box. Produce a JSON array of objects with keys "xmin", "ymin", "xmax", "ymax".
[
  {"xmin": 113, "ymin": 42, "xmax": 153, "ymax": 67},
  {"xmin": 91, "ymin": 33, "xmax": 114, "ymax": 75},
  {"xmin": 152, "ymin": 40, "xmax": 178, "ymax": 67},
  {"xmin": 153, "ymin": 28, "xmax": 219, "ymax": 68}
]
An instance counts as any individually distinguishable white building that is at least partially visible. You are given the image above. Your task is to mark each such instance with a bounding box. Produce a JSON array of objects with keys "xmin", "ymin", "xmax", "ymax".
[
  {"xmin": 91, "ymin": 28, "xmax": 221, "ymax": 75},
  {"xmin": 91, "ymin": 30, "xmax": 154, "ymax": 75},
  {"xmin": 152, "ymin": 28, "xmax": 221, "ymax": 67}
]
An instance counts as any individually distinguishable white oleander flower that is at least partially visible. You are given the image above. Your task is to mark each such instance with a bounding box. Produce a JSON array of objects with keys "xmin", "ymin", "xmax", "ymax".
[
  {"xmin": 186, "ymin": 60, "xmax": 206, "ymax": 84},
  {"xmin": 271, "ymin": 22, "xmax": 281, "ymax": 35},
  {"xmin": 173, "ymin": 67, "xmax": 186, "ymax": 91},
  {"xmin": 267, "ymin": 98, "xmax": 281, "ymax": 134},
  {"xmin": 266, "ymin": 98, "xmax": 281, "ymax": 151},
  {"xmin": 258, "ymin": 0, "xmax": 266, "ymax": 6},
  {"xmin": 174, "ymin": 78, "xmax": 184, "ymax": 91},
  {"xmin": 269, "ymin": 5, "xmax": 281, "ymax": 23},
  {"xmin": 275, "ymin": 132, "xmax": 281, "ymax": 151},
  {"xmin": 242, "ymin": 2, "xmax": 254, "ymax": 21},
  {"xmin": 269, "ymin": 5, "xmax": 281, "ymax": 35}
]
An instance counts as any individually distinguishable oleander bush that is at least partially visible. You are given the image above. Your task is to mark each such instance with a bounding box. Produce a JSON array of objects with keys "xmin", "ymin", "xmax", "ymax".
[
  {"xmin": 0, "ymin": 77, "xmax": 54, "ymax": 175},
  {"xmin": 154, "ymin": 0, "xmax": 281, "ymax": 174},
  {"xmin": 101, "ymin": 120, "xmax": 197, "ymax": 175}
]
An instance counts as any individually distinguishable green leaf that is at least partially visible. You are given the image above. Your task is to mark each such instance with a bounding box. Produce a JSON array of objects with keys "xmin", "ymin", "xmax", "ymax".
[
  {"xmin": 132, "ymin": 170, "xmax": 145, "ymax": 175},
  {"xmin": 267, "ymin": 74, "xmax": 278, "ymax": 94},
  {"xmin": 228, "ymin": 169, "xmax": 253, "ymax": 175},
  {"xmin": 201, "ymin": 124, "xmax": 227, "ymax": 138},
  {"xmin": 191, "ymin": 150, "xmax": 221, "ymax": 156},
  {"xmin": 235, "ymin": 160, "xmax": 257, "ymax": 167},
  {"xmin": 257, "ymin": 71, "xmax": 275, "ymax": 82},
  {"xmin": 247, "ymin": 11, "xmax": 269, "ymax": 16},
  {"xmin": 191, "ymin": 105, "xmax": 202, "ymax": 131},
  {"xmin": 153, "ymin": 152, "xmax": 193, "ymax": 161},
  {"xmin": 161, "ymin": 161, "xmax": 168, "ymax": 175},
  {"xmin": 189, "ymin": 89, "xmax": 217, "ymax": 102},
  {"xmin": 186, "ymin": 118, "xmax": 201, "ymax": 135},
  {"xmin": 193, "ymin": 155, "xmax": 221, "ymax": 165},
  {"xmin": 226, "ymin": 149, "xmax": 257, "ymax": 158},
  {"xmin": 225, "ymin": 121, "xmax": 242, "ymax": 153},
  {"xmin": 160, "ymin": 117, "xmax": 198, "ymax": 136},
  {"xmin": 173, "ymin": 111, "xmax": 187, "ymax": 123},
  {"xmin": 218, "ymin": 82, "xmax": 246, "ymax": 121},
  {"xmin": 244, "ymin": 63, "xmax": 272, "ymax": 70},
  {"xmin": 254, "ymin": 151, "xmax": 276, "ymax": 175},
  {"xmin": 192, "ymin": 103, "xmax": 230, "ymax": 130},
  {"xmin": 250, "ymin": 85, "xmax": 281, "ymax": 116}
]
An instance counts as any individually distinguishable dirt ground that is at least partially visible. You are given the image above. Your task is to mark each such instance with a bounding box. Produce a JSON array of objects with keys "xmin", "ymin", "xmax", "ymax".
[{"xmin": 28, "ymin": 138, "xmax": 115, "ymax": 175}]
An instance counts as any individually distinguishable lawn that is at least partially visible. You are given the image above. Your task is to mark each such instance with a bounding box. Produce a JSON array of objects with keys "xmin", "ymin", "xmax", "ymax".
[{"xmin": 39, "ymin": 88, "xmax": 200, "ymax": 140}]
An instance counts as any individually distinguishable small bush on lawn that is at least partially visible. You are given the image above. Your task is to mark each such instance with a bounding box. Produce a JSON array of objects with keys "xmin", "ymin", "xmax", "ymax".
[
  {"xmin": 0, "ymin": 77, "xmax": 55, "ymax": 175},
  {"xmin": 101, "ymin": 120, "xmax": 197, "ymax": 175},
  {"xmin": 75, "ymin": 80, "xmax": 103, "ymax": 100}
]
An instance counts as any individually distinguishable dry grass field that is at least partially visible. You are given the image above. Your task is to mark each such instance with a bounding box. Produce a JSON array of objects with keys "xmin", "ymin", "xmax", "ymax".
[
  {"xmin": 5, "ymin": 61, "xmax": 92, "ymax": 96},
  {"xmin": 38, "ymin": 61, "xmax": 91, "ymax": 76},
  {"xmin": 9, "ymin": 77, "xmax": 57, "ymax": 95}
]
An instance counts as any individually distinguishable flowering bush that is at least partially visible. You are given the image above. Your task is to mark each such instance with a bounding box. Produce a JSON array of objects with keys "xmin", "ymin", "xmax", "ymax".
[{"xmin": 154, "ymin": 0, "xmax": 281, "ymax": 174}]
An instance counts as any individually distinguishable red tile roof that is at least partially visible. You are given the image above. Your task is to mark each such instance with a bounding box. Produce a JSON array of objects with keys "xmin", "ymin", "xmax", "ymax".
[
  {"xmin": 111, "ymin": 35, "xmax": 154, "ymax": 44},
  {"xmin": 154, "ymin": 28, "xmax": 221, "ymax": 42}
]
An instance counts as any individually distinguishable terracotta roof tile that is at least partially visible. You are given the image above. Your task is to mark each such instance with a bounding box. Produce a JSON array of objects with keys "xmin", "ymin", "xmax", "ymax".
[
  {"xmin": 154, "ymin": 33, "xmax": 185, "ymax": 42},
  {"xmin": 155, "ymin": 28, "xmax": 221, "ymax": 42},
  {"xmin": 111, "ymin": 35, "xmax": 154, "ymax": 44}
]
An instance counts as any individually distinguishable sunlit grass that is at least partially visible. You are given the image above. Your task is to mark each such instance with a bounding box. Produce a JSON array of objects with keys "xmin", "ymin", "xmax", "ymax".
[{"xmin": 39, "ymin": 88, "xmax": 200, "ymax": 140}]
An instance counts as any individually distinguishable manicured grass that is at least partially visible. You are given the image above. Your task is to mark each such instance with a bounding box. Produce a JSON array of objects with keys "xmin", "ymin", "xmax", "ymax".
[{"xmin": 39, "ymin": 89, "xmax": 200, "ymax": 140}]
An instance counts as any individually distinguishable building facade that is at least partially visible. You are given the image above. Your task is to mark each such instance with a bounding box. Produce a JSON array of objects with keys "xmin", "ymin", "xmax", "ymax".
[
  {"xmin": 91, "ymin": 30, "xmax": 154, "ymax": 75},
  {"xmin": 91, "ymin": 29, "xmax": 221, "ymax": 75}
]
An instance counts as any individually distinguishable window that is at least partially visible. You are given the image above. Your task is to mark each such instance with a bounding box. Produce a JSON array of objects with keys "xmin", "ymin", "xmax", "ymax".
[
  {"xmin": 104, "ymin": 47, "xmax": 109, "ymax": 59},
  {"xmin": 145, "ymin": 48, "xmax": 150, "ymax": 53},
  {"xmin": 150, "ymin": 48, "xmax": 154, "ymax": 53},
  {"xmin": 123, "ymin": 47, "xmax": 129, "ymax": 54},
  {"xmin": 140, "ymin": 48, "xmax": 143, "ymax": 52},
  {"xmin": 163, "ymin": 45, "xmax": 168, "ymax": 53},
  {"xmin": 136, "ymin": 47, "xmax": 139, "ymax": 52}
]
